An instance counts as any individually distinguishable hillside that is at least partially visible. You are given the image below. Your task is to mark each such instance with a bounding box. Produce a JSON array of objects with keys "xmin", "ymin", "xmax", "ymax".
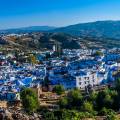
[
  {"xmin": 53, "ymin": 20, "xmax": 120, "ymax": 39},
  {"xmin": 0, "ymin": 33, "xmax": 80, "ymax": 50},
  {"xmin": 1, "ymin": 32, "xmax": 120, "ymax": 50},
  {"xmin": 1, "ymin": 20, "xmax": 120, "ymax": 49},
  {"xmin": 2, "ymin": 20, "xmax": 120, "ymax": 40}
]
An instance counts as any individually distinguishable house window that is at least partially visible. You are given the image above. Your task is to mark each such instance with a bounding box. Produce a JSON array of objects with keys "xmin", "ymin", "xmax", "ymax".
[{"xmin": 79, "ymin": 82, "xmax": 81, "ymax": 85}]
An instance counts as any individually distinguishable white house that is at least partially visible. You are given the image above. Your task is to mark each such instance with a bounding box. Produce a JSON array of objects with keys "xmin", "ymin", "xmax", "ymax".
[{"xmin": 75, "ymin": 71, "xmax": 98, "ymax": 89}]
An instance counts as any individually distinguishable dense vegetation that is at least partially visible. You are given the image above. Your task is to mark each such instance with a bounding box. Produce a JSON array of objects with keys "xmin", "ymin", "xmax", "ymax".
[
  {"xmin": 20, "ymin": 88, "xmax": 39, "ymax": 113},
  {"xmin": 53, "ymin": 85, "xmax": 65, "ymax": 95},
  {"xmin": 43, "ymin": 79, "xmax": 120, "ymax": 120},
  {"xmin": 19, "ymin": 79, "xmax": 120, "ymax": 119}
]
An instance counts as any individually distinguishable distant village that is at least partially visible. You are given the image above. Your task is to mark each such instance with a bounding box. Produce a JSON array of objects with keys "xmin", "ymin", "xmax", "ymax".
[{"xmin": 0, "ymin": 33, "xmax": 120, "ymax": 119}]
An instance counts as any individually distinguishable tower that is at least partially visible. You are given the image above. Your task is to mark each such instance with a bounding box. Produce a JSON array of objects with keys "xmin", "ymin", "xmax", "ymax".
[{"xmin": 53, "ymin": 41, "xmax": 62, "ymax": 57}]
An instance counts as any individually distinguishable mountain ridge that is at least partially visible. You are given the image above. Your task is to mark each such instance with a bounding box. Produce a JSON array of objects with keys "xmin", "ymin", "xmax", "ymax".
[
  {"xmin": 52, "ymin": 20, "xmax": 120, "ymax": 39},
  {"xmin": 1, "ymin": 20, "xmax": 120, "ymax": 39},
  {"xmin": 0, "ymin": 26, "xmax": 56, "ymax": 33}
]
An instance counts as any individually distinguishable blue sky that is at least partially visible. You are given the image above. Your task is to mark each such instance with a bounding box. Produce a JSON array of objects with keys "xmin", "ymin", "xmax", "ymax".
[{"xmin": 0, "ymin": 0, "xmax": 120, "ymax": 29}]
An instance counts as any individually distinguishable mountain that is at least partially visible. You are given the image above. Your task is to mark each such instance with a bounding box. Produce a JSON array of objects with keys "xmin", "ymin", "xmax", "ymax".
[
  {"xmin": 53, "ymin": 20, "xmax": 120, "ymax": 39},
  {"xmin": 0, "ymin": 26, "xmax": 56, "ymax": 33},
  {"xmin": 2, "ymin": 20, "xmax": 120, "ymax": 50},
  {"xmin": 1, "ymin": 32, "xmax": 120, "ymax": 50},
  {"xmin": 2, "ymin": 20, "xmax": 120, "ymax": 39}
]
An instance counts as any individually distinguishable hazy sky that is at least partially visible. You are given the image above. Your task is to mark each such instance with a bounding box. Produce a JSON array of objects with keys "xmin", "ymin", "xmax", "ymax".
[{"xmin": 0, "ymin": 0, "xmax": 120, "ymax": 29}]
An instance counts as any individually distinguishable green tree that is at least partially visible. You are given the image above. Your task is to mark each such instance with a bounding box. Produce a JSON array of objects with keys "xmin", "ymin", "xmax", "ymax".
[
  {"xmin": 96, "ymin": 88, "xmax": 113, "ymax": 110},
  {"xmin": 81, "ymin": 101, "xmax": 94, "ymax": 113},
  {"xmin": 20, "ymin": 88, "xmax": 39, "ymax": 113},
  {"xmin": 115, "ymin": 78, "xmax": 120, "ymax": 92},
  {"xmin": 61, "ymin": 110, "xmax": 85, "ymax": 120},
  {"xmin": 53, "ymin": 85, "xmax": 65, "ymax": 95},
  {"xmin": 58, "ymin": 97, "xmax": 68, "ymax": 109},
  {"xmin": 94, "ymin": 51, "xmax": 103, "ymax": 56},
  {"xmin": 106, "ymin": 110, "xmax": 118, "ymax": 120},
  {"xmin": 43, "ymin": 111, "xmax": 57, "ymax": 120},
  {"xmin": 105, "ymin": 94, "xmax": 113, "ymax": 108},
  {"xmin": 61, "ymin": 110, "xmax": 73, "ymax": 120},
  {"xmin": 89, "ymin": 91, "xmax": 98, "ymax": 101},
  {"xmin": 113, "ymin": 78, "xmax": 120, "ymax": 110},
  {"xmin": 28, "ymin": 54, "xmax": 37, "ymax": 64},
  {"xmin": 99, "ymin": 107, "xmax": 114, "ymax": 116},
  {"xmin": 67, "ymin": 89, "xmax": 83, "ymax": 109},
  {"xmin": 112, "ymin": 91, "xmax": 119, "ymax": 110}
]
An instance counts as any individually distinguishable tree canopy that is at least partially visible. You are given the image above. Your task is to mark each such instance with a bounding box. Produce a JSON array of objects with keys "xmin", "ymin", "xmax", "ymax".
[
  {"xmin": 53, "ymin": 85, "xmax": 65, "ymax": 95},
  {"xmin": 20, "ymin": 88, "xmax": 39, "ymax": 113}
]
